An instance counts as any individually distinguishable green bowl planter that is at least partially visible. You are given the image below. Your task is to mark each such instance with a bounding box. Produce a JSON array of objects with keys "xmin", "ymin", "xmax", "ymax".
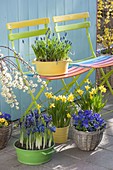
[{"xmin": 14, "ymin": 140, "xmax": 55, "ymax": 165}]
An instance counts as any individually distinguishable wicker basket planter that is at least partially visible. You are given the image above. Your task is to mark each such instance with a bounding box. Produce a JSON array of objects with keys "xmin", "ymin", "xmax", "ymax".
[
  {"xmin": 0, "ymin": 124, "xmax": 12, "ymax": 149},
  {"xmin": 73, "ymin": 128, "xmax": 105, "ymax": 151}
]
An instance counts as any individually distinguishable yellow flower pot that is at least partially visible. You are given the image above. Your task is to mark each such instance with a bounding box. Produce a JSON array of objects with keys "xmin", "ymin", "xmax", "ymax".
[
  {"xmin": 33, "ymin": 60, "xmax": 69, "ymax": 76},
  {"xmin": 53, "ymin": 126, "xmax": 69, "ymax": 144}
]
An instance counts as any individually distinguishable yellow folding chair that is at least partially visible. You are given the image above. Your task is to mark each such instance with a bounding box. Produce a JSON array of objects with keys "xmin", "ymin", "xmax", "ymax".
[
  {"xmin": 6, "ymin": 17, "xmax": 91, "ymax": 117},
  {"xmin": 53, "ymin": 12, "xmax": 113, "ymax": 94}
]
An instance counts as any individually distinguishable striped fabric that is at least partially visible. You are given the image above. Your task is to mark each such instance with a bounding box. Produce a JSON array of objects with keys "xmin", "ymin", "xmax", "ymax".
[
  {"xmin": 40, "ymin": 66, "xmax": 90, "ymax": 80},
  {"xmin": 71, "ymin": 55, "xmax": 113, "ymax": 68}
]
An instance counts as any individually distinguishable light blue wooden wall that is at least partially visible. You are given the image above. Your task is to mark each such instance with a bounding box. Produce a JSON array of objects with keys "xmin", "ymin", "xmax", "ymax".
[{"xmin": 0, "ymin": 0, "xmax": 97, "ymax": 120}]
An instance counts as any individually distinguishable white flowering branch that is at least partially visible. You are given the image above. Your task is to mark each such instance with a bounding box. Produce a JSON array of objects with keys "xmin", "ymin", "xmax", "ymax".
[{"xmin": 0, "ymin": 46, "xmax": 48, "ymax": 110}]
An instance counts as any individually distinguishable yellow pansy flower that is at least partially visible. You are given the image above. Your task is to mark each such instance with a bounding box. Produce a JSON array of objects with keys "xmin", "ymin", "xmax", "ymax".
[
  {"xmin": 4, "ymin": 121, "xmax": 8, "ymax": 126},
  {"xmin": 85, "ymin": 85, "xmax": 90, "ymax": 91},
  {"xmin": 67, "ymin": 113, "xmax": 71, "ymax": 118},
  {"xmin": 67, "ymin": 93, "xmax": 74, "ymax": 102},
  {"xmin": 50, "ymin": 103, "xmax": 55, "ymax": 109},
  {"xmin": 0, "ymin": 118, "xmax": 5, "ymax": 123}
]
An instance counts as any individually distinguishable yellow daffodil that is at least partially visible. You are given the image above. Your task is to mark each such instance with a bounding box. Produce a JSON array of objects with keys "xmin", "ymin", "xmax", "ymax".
[
  {"xmin": 67, "ymin": 93, "xmax": 74, "ymax": 102},
  {"xmin": 99, "ymin": 85, "xmax": 107, "ymax": 93},
  {"xmin": 50, "ymin": 103, "xmax": 55, "ymax": 108},
  {"xmin": 91, "ymin": 88, "xmax": 97, "ymax": 95},
  {"xmin": 61, "ymin": 96, "xmax": 67, "ymax": 102},
  {"xmin": 85, "ymin": 79, "xmax": 90, "ymax": 84},
  {"xmin": 54, "ymin": 96, "xmax": 59, "ymax": 101},
  {"xmin": 89, "ymin": 91, "xmax": 93, "ymax": 95},
  {"xmin": 85, "ymin": 85, "xmax": 90, "ymax": 91},
  {"xmin": 46, "ymin": 92, "xmax": 75, "ymax": 127},
  {"xmin": 67, "ymin": 113, "xmax": 71, "ymax": 118},
  {"xmin": 37, "ymin": 104, "xmax": 41, "ymax": 110},
  {"xmin": 77, "ymin": 89, "xmax": 84, "ymax": 96},
  {"xmin": 58, "ymin": 95, "xmax": 63, "ymax": 100},
  {"xmin": 45, "ymin": 92, "xmax": 53, "ymax": 99},
  {"xmin": 90, "ymin": 94, "xmax": 93, "ymax": 100}
]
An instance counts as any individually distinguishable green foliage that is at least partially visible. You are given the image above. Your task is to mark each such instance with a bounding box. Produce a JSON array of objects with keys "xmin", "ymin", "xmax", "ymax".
[{"xmin": 32, "ymin": 29, "xmax": 72, "ymax": 61}]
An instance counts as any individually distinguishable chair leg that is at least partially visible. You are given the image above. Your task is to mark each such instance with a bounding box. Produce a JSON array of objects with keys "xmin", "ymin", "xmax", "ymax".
[
  {"xmin": 61, "ymin": 75, "xmax": 81, "ymax": 95},
  {"xmin": 78, "ymin": 68, "xmax": 95, "ymax": 88},
  {"xmin": 100, "ymin": 69, "xmax": 113, "ymax": 87},
  {"xmin": 21, "ymin": 66, "xmax": 113, "ymax": 120},
  {"xmin": 21, "ymin": 80, "xmax": 50, "ymax": 119},
  {"xmin": 54, "ymin": 69, "xmax": 94, "ymax": 95},
  {"xmin": 53, "ymin": 69, "xmax": 95, "ymax": 95},
  {"xmin": 99, "ymin": 68, "xmax": 113, "ymax": 95}
]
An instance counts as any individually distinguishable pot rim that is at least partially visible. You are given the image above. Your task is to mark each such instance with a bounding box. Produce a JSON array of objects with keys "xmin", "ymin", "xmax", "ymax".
[
  {"xmin": 73, "ymin": 127, "xmax": 105, "ymax": 135},
  {"xmin": 32, "ymin": 59, "xmax": 70, "ymax": 64},
  {"xmin": 14, "ymin": 139, "xmax": 55, "ymax": 152}
]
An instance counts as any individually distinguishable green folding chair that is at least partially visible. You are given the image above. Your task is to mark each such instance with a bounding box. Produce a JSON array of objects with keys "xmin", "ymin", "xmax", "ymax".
[
  {"xmin": 6, "ymin": 17, "xmax": 51, "ymax": 115},
  {"xmin": 53, "ymin": 12, "xmax": 113, "ymax": 94},
  {"xmin": 6, "ymin": 16, "xmax": 91, "ymax": 117}
]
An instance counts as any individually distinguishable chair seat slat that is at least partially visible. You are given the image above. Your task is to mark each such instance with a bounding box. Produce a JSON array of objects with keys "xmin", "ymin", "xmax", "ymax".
[
  {"xmin": 73, "ymin": 55, "xmax": 111, "ymax": 65},
  {"xmin": 40, "ymin": 67, "xmax": 90, "ymax": 80},
  {"xmin": 72, "ymin": 56, "xmax": 113, "ymax": 68}
]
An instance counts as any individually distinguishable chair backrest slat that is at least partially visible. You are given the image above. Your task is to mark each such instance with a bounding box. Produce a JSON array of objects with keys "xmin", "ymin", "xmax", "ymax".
[
  {"xmin": 7, "ymin": 17, "xmax": 50, "ymax": 43},
  {"xmin": 6, "ymin": 17, "xmax": 50, "ymax": 70},
  {"xmin": 7, "ymin": 18, "xmax": 50, "ymax": 30},
  {"xmin": 55, "ymin": 21, "xmax": 90, "ymax": 33},
  {"xmin": 53, "ymin": 12, "xmax": 89, "ymax": 23},
  {"xmin": 8, "ymin": 28, "xmax": 48, "ymax": 41},
  {"xmin": 53, "ymin": 12, "xmax": 96, "ymax": 58}
]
